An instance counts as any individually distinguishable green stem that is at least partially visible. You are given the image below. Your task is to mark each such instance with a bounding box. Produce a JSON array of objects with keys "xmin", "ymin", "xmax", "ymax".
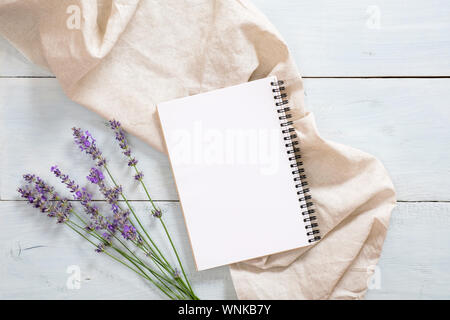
[
  {"xmin": 64, "ymin": 222, "xmax": 155, "ymax": 287},
  {"xmin": 71, "ymin": 198, "xmax": 190, "ymax": 298},
  {"xmin": 131, "ymin": 164, "xmax": 194, "ymax": 295},
  {"xmin": 111, "ymin": 243, "xmax": 182, "ymax": 299},
  {"xmin": 66, "ymin": 219, "xmax": 179, "ymax": 299},
  {"xmin": 103, "ymin": 165, "xmax": 174, "ymax": 270},
  {"xmin": 69, "ymin": 215, "xmax": 186, "ymax": 299},
  {"xmin": 114, "ymin": 246, "xmax": 188, "ymax": 299},
  {"xmin": 109, "ymin": 232, "xmax": 188, "ymax": 299},
  {"xmin": 160, "ymin": 217, "xmax": 194, "ymax": 294},
  {"xmin": 48, "ymin": 164, "xmax": 190, "ymax": 298}
]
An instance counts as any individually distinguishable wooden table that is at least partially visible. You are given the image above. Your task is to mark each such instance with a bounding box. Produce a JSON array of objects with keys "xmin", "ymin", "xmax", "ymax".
[{"xmin": 1, "ymin": 0, "xmax": 449, "ymax": 299}]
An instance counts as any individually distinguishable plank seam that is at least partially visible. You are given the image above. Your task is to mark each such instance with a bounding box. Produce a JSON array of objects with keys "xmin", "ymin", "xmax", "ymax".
[
  {"xmin": 1, "ymin": 200, "xmax": 449, "ymax": 203},
  {"xmin": 1, "ymin": 76, "xmax": 450, "ymax": 79},
  {"xmin": 0, "ymin": 76, "xmax": 56, "ymax": 78},
  {"xmin": 303, "ymin": 76, "xmax": 450, "ymax": 79}
]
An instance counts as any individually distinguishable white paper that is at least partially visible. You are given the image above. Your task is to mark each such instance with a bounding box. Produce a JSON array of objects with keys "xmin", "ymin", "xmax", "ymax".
[{"xmin": 157, "ymin": 76, "xmax": 310, "ymax": 270}]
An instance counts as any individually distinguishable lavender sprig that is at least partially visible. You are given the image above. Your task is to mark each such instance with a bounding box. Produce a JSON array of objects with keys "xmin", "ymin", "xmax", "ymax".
[
  {"xmin": 86, "ymin": 167, "xmax": 138, "ymax": 241},
  {"xmin": 78, "ymin": 167, "xmax": 186, "ymax": 297},
  {"xmin": 18, "ymin": 174, "xmax": 72, "ymax": 223},
  {"xmin": 18, "ymin": 173, "xmax": 188, "ymax": 300},
  {"xmin": 72, "ymin": 126, "xmax": 167, "ymax": 259},
  {"xmin": 72, "ymin": 127, "xmax": 106, "ymax": 167},
  {"xmin": 61, "ymin": 124, "xmax": 197, "ymax": 299},
  {"xmin": 51, "ymin": 166, "xmax": 107, "ymax": 231},
  {"xmin": 109, "ymin": 120, "xmax": 144, "ymax": 181}
]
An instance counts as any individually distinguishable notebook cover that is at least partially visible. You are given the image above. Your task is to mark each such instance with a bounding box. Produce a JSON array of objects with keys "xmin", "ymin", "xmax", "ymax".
[{"xmin": 157, "ymin": 76, "xmax": 311, "ymax": 270}]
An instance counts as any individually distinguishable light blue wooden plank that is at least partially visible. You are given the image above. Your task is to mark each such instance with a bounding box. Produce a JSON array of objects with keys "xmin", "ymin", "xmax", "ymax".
[
  {"xmin": 1, "ymin": 0, "xmax": 450, "ymax": 76},
  {"xmin": 252, "ymin": 0, "xmax": 450, "ymax": 76},
  {"xmin": 0, "ymin": 201, "xmax": 237, "ymax": 299},
  {"xmin": 1, "ymin": 201, "xmax": 448, "ymax": 299},
  {"xmin": 366, "ymin": 202, "xmax": 450, "ymax": 299},
  {"xmin": 304, "ymin": 78, "xmax": 450, "ymax": 201},
  {"xmin": 0, "ymin": 78, "xmax": 178, "ymax": 201},
  {"xmin": 0, "ymin": 37, "xmax": 52, "ymax": 77},
  {"xmin": 1, "ymin": 78, "xmax": 449, "ymax": 201}
]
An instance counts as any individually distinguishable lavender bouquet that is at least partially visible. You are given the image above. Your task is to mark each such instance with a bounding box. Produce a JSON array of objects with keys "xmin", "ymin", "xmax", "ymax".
[{"xmin": 17, "ymin": 120, "xmax": 198, "ymax": 300}]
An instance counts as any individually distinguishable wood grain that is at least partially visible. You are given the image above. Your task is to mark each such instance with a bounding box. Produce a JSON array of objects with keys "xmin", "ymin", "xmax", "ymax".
[
  {"xmin": 0, "ymin": 201, "xmax": 237, "ymax": 299},
  {"xmin": 304, "ymin": 78, "xmax": 450, "ymax": 201},
  {"xmin": 1, "ymin": 201, "xmax": 449, "ymax": 299},
  {"xmin": 366, "ymin": 202, "xmax": 450, "ymax": 299},
  {"xmin": 1, "ymin": 0, "xmax": 449, "ymax": 300},
  {"xmin": 252, "ymin": 0, "xmax": 450, "ymax": 76},
  {"xmin": 0, "ymin": 37, "xmax": 52, "ymax": 77},
  {"xmin": 0, "ymin": 78, "xmax": 178, "ymax": 201},
  {"xmin": 1, "ymin": 78, "xmax": 449, "ymax": 201}
]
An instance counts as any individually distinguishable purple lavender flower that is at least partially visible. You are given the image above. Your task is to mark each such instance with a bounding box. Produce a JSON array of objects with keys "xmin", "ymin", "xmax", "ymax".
[
  {"xmin": 173, "ymin": 268, "xmax": 181, "ymax": 279},
  {"xmin": 51, "ymin": 166, "xmax": 79, "ymax": 193},
  {"xmin": 128, "ymin": 158, "xmax": 138, "ymax": 167},
  {"xmin": 50, "ymin": 166, "xmax": 61, "ymax": 177},
  {"xmin": 152, "ymin": 208, "xmax": 162, "ymax": 218},
  {"xmin": 102, "ymin": 185, "xmax": 122, "ymax": 204},
  {"xmin": 108, "ymin": 120, "xmax": 145, "ymax": 179},
  {"xmin": 18, "ymin": 175, "xmax": 72, "ymax": 223},
  {"xmin": 87, "ymin": 167, "xmax": 104, "ymax": 184},
  {"xmin": 108, "ymin": 120, "xmax": 130, "ymax": 154},
  {"xmin": 23, "ymin": 174, "xmax": 35, "ymax": 183},
  {"xmin": 51, "ymin": 166, "xmax": 107, "ymax": 230},
  {"xmin": 102, "ymin": 232, "xmax": 112, "ymax": 246},
  {"xmin": 85, "ymin": 167, "xmax": 135, "ymax": 242},
  {"xmin": 72, "ymin": 127, "xmax": 106, "ymax": 167},
  {"xmin": 122, "ymin": 224, "xmax": 137, "ymax": 241},
  {"xmin": 134, "ymin": 172, "xmax": 144, "ymax": 181},
  {"xmin": 95, "ymin": 243, "xmax": 105, "ymax": 253}
]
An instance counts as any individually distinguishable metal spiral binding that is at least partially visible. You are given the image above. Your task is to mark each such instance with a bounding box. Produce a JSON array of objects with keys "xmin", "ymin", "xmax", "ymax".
[{"xmin": 271, "ymin": 79, "xmax": 321, "ymax": 243}]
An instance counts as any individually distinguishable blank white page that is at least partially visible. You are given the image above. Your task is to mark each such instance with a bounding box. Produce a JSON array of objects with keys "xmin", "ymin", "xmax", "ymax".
[{"xmin": 157, "ymin": 76, "xmax": 310, "ymax": 270}]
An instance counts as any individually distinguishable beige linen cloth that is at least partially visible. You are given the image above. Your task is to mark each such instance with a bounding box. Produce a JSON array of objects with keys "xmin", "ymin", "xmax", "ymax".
[{"xmin": 0, "ymin": 0, "xmax": 396, "ymax": 299}]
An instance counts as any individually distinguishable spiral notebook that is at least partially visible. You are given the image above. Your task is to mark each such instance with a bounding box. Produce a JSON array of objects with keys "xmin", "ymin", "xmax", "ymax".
[{"xmin": 157, "ymin": 76, "xmax": 320, "ymax": 271}]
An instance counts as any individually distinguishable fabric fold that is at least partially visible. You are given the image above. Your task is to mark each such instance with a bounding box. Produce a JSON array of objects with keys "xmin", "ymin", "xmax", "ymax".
[{"xmin": 230, "ymin": 113, "xmax": 396, "ymax": 299}]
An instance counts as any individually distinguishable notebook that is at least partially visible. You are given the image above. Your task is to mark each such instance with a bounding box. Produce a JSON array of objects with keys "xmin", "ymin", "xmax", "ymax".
[{"xmin": 157, "ymin": 76, "xmax": 320, "ymax": 271}]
